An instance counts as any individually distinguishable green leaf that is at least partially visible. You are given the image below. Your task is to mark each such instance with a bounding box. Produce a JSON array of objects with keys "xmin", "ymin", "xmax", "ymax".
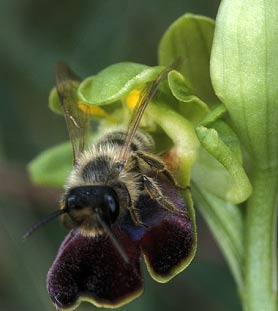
[
  {"xmin": 48, "ymin": 87, "xmax": 63, "ymax": 115},
  {"xmin": 28, "ymin": 142, "xmax": 72, "ymax": 187},
  {"xmin": 211, "ymin": 0, "xmax": 278, "ymax": 169},
  {"xmin": 211, "ymin": 3, "xmax": 278, "ymax": 309},
  {"xmin": 159, "ymin": 14, "xmax": 219, "ymax": 106},
  {"xmin": 195, "ymin": 126, "xmax": 252, "ymax": 204},
  {"xmin": 78, "ymin": 63, "xmax": 164, "ymax": 106},
  {"xmin": 192, "ymin": 182, "xmax": 244, "ymax": 288}
]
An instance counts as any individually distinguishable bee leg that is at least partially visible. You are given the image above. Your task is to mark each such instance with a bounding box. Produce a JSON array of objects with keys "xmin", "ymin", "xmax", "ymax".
[
  {"xmin": 133, "ymin": 151, "xmax": 186, "ymax": 190},
  {"xmin": 128, "ymin": 204, "xmax": 149, "ymax": 229},
  {"xmin": 142, "ymin": 175, "xmax": 187, "ymax": 217},
  {"xmin": 119, "ymin": 182, "xmax": 148, "ymax": 228}
]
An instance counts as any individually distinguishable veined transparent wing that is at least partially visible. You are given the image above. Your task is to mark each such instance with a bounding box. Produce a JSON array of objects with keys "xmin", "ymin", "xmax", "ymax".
[
  {"xmin": 119, "ymin": 65, "xmax": 173, "ymax": 162},
  {"xmin": 56, "ymin": 62, "xmax": 90, "ymax": 165}
]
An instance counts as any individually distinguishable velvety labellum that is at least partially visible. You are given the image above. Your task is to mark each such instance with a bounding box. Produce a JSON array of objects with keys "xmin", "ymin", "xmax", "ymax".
[{"xmin": 47, "ymin": 185, "xmax": 193, "ymax": 309}]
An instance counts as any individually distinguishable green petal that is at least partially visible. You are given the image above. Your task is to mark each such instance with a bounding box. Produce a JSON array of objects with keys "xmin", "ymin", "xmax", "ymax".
[
  {"xmin": 195, "ymin": 126, "xmax": 252, "ymax": 204},
  {"xmin": 168, "ymin": 70, "xmax": 194, "ymax": 102},
  {"xmin": 148, "ymin": 102, "xmax": 199, "ymax": 182},
  {"xmin": 78, "ymin": 63, "xmax": 164, "ymax": 106},
  {"xmin": 168, "ymin": 70, "xmax": 209, "ymax": 124},
  {"xmin": 212, "ymin": 120, "xmax": 242, "ymax": 163},
  {"xmin": 147, "ymin": 102, "xmax": 199, "ymax": 266},
  {"xmin": 28, "ymin": 142, "xmax": 72, "ymax": 187},
  {"xmin": 198, "ymin": 104, "xmax": 227, "ymax": 127},
  {"xmin": 159, "ymin": 14, "xmax": 219, "ymax": 106}
]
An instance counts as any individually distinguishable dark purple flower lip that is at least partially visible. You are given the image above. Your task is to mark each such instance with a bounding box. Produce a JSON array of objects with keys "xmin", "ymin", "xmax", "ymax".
[
  {"xmin": 47, "ymin": 187, "xmax": 194, "ymax": 310},
  {"xmin": 51, "ymin": 287, "xmax": 144, "ymax": 310},
  {"xmin": 47, "ymin": 229, "xmax": 143, "ymax": 310},
  {"xmin": 141, "ymin": 215, "xmax": 193, "ymax": 283}
]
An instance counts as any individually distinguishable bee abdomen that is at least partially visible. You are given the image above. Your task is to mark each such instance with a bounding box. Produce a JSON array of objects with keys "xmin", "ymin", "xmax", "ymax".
[{"xmin": 96, "ymin": 130, "xmax": 154, "ymax": 152}]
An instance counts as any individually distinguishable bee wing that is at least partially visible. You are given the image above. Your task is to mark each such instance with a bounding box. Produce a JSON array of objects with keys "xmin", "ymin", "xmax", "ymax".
[
  {"xmin": 119, "ymin": 66, "xmax": 172, "ymax": 162},
  {"xmin": 56, "ymin": 62, "xmax": 90, "ymax": 164}
]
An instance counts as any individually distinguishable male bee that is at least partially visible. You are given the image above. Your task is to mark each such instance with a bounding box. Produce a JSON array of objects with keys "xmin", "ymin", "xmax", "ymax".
[{"xmin": 25, "ymin": 62, "xmax": 194, "ymax": 310}]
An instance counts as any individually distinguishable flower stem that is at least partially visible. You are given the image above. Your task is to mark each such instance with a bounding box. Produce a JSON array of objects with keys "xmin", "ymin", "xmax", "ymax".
[{"xmin": 243, "ymin": 168, "xmax": 278, "ymax": 311}]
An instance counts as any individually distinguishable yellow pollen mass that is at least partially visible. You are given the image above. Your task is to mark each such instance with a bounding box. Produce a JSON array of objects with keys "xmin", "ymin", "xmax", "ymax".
[
  {"xmin": 126, "ymin": 88, "xmax": 142, "ymax": 111},
  {"xmin": 78, "ymin": 101, "xmax": 116, "ymax": 123}
]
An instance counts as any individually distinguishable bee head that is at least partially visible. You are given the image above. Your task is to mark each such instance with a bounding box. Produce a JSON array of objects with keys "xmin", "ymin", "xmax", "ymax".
[
  {"xmin": 63, "ymin": 186, "xmax": 120, "ymax": 230},
  {"xmin": 24, "ymin": 184, "xmax": 129, "ymax": 263}
]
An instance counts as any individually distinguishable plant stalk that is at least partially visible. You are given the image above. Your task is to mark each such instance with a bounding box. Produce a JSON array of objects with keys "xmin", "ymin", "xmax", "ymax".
[{"xmin": 243, "ymin": 168, "xmax": 278, "ymax": 311}]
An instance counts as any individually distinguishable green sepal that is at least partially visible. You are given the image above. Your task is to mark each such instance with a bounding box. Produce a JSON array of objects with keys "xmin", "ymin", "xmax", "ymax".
[
  {"xmin": 28, "ymin": 142, "xmax": 72, "ymax": 187},
  {"xmin": 78, "ymin": 63, "xmax": 164, "ymax": 106},
  {"xmin": 49, "ymin": 87, "xmax": 63, "ymax": 115},
  {"xmin": 159, "ymin": 14, "xmax": 219, "ymax": 106}
]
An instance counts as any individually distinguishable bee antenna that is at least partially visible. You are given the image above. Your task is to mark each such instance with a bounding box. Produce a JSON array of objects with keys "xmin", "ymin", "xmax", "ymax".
[
  {"xmin": 95, "ymin": 213, "xmax": 129, "ymax": 264},
  {"xmin": 23, "ymin": 209, "xmax": 66, "ymax": 240}
]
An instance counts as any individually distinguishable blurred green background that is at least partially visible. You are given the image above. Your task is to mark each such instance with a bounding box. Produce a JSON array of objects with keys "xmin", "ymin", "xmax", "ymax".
[{"xmin": 0, "ymin": 0, "xmax": 241, "ymax": 310}]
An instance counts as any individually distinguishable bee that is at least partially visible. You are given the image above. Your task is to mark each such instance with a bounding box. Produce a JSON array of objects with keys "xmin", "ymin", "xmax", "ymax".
[{"xmin": 25, "ymin": 62, "xmax": 193, "ymax": 310}]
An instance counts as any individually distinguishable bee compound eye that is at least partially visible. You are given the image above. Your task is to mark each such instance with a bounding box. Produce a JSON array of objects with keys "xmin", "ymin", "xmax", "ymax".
[
  {"xmin": 66, "ymin": 194, "xmax": 76, "ymax": 209},
  {"xmin": 66, "ymin": 194, "xmax": 82, "ymax": 210},
  {"xmin": 104, "ymin": 193, "xmax": 119, "ymax": 224}
]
